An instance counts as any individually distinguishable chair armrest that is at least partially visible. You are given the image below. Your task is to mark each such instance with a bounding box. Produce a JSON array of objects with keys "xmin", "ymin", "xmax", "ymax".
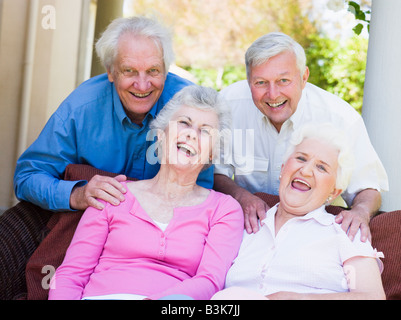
[{"xmin": 0, "ymin": 202, "xmax": 52, "ymax": 300}]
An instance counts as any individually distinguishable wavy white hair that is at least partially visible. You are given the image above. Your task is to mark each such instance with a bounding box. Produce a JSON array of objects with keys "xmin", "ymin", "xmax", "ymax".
[
  {"xmin": 95, "ymin": 16, "xmax": 175, "ymax": 73},
  {"xmin": 245, "ymin": 32, "xmax": 307, "ymax": 79},
  {"xmin": 283, "ymin": 123, "xmax": 355, "ymax": 192},
  {"xmin": 149, "ymin": 85, "xmax": 231, "ymax": 167}
]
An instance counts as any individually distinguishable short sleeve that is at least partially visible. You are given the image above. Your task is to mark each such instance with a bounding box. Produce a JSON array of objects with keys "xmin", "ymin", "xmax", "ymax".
[{"xmin": 337, "ymin": 228, "xmax": 384, "ymax": 273}]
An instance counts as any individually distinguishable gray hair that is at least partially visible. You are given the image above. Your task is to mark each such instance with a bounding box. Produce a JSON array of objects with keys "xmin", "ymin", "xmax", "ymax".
[
  {"xmin": 282, "ymin": 123, "xmax": 355, "ymax": 193},
  {"xmin": 95, "ymin": 16, "xmax": 175, "ymax": 73},
  {"xmin": 245, "ymin": 32, "xmax": 307, "ymax": 79},
  {"xmin": 150, "ymin": 85, "xmax": 231, "ymax": 163}
]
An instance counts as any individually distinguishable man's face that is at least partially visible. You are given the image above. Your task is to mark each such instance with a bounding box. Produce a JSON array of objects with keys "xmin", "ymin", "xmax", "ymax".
[
  {"xmin": 248, "ymin": 51, "xmax": 309, "ymax": 132},
  {"xmin": 108, "ymin": 33, "xmax": 167, "ymax": 125}
]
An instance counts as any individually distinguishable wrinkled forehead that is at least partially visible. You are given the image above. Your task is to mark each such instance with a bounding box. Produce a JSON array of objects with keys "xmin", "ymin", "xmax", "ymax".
[{"xmin": 295, "ymin": 138, "xmax": 339, "ymax": 165}]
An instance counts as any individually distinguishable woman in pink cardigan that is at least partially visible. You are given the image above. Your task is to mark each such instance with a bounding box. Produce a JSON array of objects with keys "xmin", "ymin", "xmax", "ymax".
[{"xmin": 48, "ymin": 85, "xmax": 244, "ymax": 300}]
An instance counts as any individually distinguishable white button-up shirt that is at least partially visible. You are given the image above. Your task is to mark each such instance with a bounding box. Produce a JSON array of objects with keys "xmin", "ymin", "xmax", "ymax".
[
  {"xmin": 225, "ymin": 204, "xmax": 383, "ymax": 295},
  {"xmin": 215, "ymin": 80, "xmax": 389, "ymax": 205}
]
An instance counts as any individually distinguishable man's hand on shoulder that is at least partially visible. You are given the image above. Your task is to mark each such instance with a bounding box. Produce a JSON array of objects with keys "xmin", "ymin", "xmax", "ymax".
[
  {"xmin": 213, "ymin": 174, "xmax": 270, "ymax": 233},
  {"xmin": 234, "ymin": 189, "xmax": 270, "ymax": 234},
  {"xmin": 69, "ymin": 174, "xmax": 127, "ymax": 211},
  {"xmin": 335, "ymin": 189, "xmax": 381, "ymax": 242}
]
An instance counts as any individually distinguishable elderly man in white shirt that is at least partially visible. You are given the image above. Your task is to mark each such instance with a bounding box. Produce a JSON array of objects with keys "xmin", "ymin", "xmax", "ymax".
[{"xmin": 213, "ymin": 32, "xmax": 388, "ymax": 241}]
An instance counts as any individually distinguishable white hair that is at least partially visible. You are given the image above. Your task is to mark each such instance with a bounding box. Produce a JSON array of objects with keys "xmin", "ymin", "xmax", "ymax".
[
  {"xmin": 150, "ymin": 85, "xmax": 231, "ymax": 167},
  {"xmin": 245, "ymin": 32, "xmax": 307, "ymax": 79},
  {"xmin": 283, "ymin": 123, "xmax": 355, "ymax": 192},
  {"xmin": 95, "ymin": 16, "xmax": 175, "ymax": 72}
]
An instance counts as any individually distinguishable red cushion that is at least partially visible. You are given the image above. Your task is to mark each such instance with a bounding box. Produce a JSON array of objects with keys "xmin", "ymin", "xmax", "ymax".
[{"xmin": 370, "ymin": 211, "xmax": 401, "ymax": 300}]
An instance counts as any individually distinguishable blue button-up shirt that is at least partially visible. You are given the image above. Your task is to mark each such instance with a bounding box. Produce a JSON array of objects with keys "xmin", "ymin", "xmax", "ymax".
[{"xmin": 14, "ymin": 73, "xmax": 214, "ymax": 211}]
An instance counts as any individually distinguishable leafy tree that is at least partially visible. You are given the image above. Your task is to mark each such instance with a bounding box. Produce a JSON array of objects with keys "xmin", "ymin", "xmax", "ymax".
[
  {"xmin": 348, "ymin": 0, "xmax": 371, "ymax": 35},
  {"xmin": 306, "ymin": 34, "xmax": 368, "ymax": 113},
  {"xmin": 127, "ymin": 0, "xmax": 317, "ymax": 89}
]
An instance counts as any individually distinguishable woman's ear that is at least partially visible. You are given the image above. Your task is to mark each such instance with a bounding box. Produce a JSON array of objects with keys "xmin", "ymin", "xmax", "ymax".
[
  {"xmin": 279, "ymin": 163, "xmax": 285, "ymax": 180},
  {"xmin": 156, "ymin": 128, "xmax": 165, "ymax": 142},
  {"xmin": 154, "ymin": 129, "xmax": 166, "ymax": 160},
  {"xmin": 329, "ymin": 188, "xmax": 343, "ymax": 203}
]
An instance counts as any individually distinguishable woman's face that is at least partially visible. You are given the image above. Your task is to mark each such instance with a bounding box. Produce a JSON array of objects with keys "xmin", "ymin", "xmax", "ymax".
[
  {"xmin": 279, "ymin": 137, "xmax": 342, "ymax": 215},
  {"xmin": 160, "ymin": 105, "xmax": 219, "ymax": 172}
]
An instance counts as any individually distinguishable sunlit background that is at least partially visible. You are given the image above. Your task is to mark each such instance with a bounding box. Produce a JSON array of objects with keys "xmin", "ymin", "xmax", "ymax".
[
  {"xmin": 124, "ymin": 0, "xmax": 371, "ymax": 113},
  {"xmin": 0, "ymin": 0, "xmax": 372, "ymax": 212}
]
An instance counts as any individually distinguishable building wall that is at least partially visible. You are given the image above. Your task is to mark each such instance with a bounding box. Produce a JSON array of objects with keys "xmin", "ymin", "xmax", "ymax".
[
  {"xmin": 0, "ymin": 0, "xmax": 30, "ymax": 210},
  {"xmin": 0, "ymin": 0, "xmax": 95, "ymax": 209}
]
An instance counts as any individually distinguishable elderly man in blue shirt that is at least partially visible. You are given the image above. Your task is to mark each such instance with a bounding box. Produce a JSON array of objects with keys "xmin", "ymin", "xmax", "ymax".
[{"xmin": 14, "ymin": 16, "xmax": 213, "ymax": 212}]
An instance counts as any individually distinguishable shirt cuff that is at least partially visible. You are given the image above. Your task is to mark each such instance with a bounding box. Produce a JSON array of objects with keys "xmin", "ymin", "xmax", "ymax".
[{"xmin": 55, "ymin": 179, "xmax": 87, "ymax": 211}]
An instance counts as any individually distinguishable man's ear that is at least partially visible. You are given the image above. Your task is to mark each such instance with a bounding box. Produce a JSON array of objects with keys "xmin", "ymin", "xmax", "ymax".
[
  {"xmin": 107, "ymin": 69, "xmax": 114, "ymax": 83},
  {"xmin": 302, "ymin": 66, "xmax": 309, "ymax": 87}
]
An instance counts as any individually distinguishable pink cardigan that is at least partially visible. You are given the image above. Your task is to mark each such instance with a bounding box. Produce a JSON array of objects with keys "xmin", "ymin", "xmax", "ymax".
[{"xmin": 48, "ymin": 186, "xmax": 244, "ymax": 300}]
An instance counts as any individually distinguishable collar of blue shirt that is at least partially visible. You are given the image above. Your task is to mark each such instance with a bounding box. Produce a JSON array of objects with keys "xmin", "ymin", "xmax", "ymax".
[{"xmin": 112, "ymin": 83, "xmax": 159, "ymax": 128}]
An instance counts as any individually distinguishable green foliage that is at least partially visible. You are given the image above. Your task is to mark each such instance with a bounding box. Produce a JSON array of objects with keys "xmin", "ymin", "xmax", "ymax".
[
  {"xmin": 184, "ymin": 65, "xmax": 246, "ymax": 91},
  {"xmin": 186, "ymin": 35, "xmax": 368, "ymax": 114},
  {"xmin": 348, "ymin": 1, "xmax": 371, "ymax": 35},
  {"xmin": 306, "ymin": 34, "xmax": 368, "ymax": 113},
  {"xmin": 127, "ymin": 0, "xmax": 370, "ymax": 113}
]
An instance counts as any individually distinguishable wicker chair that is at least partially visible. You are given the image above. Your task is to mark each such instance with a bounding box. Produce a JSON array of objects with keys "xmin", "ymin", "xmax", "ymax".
[{"xmin": 0, "ymin": 201, "xmax": 52, "ymax": 299}]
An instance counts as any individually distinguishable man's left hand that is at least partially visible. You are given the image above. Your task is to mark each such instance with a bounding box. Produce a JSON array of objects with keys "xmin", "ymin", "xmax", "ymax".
[{"xmin": 335, "ymin": 207, "xmax": 371, "ymax": 242}]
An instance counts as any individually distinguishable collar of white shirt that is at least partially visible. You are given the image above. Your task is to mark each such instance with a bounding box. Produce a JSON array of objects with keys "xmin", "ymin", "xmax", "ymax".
[
  {"xmin": 259, "ymin": 86, "xmax": 307, "ymax": 133},
  {"xmin": 261, "ymin": 203, "xmax": 335, "ymax": 235}
]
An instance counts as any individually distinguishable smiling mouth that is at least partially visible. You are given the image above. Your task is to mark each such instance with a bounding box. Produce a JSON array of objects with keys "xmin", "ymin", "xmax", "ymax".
[
  {"xmin": 131, "ymin": 92, "xmax": 152, "ymax": 98},
  {"xmin": 291, "ymin": 178, "xmax": 311, "ymax": 192},
  {"xmin": 177, "ymin": 143, "xmax": 197, "ymax": 157},
  {"xmin": 267, "ymin": 100, "xmax": 287, "ymax": 108}
]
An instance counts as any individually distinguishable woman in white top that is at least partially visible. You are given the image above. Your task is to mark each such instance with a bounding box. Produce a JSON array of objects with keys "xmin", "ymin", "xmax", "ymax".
[{"xmin": 213, "ymin": 123, "xmax": 385, "ymax": 300}]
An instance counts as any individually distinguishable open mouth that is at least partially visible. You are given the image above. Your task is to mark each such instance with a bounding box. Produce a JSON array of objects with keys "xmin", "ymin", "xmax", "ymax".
[
  {"xmin": 177, "ymin": 143, "xmax": 197, "ymax": 157},
  {"xmin": 267, "ymin": 100, "xmax": 287, "ymax": 108},
  {"xmin": 291, "ymin": 178, "xmax": 311, "ymax": 192},
  {"xmin": 131, "ymin": 92, "xmax": 152, "ymax": 98}
]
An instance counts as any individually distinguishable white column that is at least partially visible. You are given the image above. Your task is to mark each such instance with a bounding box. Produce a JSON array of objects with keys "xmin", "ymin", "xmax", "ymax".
[{"xmin": 362, "ymin": 0, "xmax": 401, "ymax": 211}]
